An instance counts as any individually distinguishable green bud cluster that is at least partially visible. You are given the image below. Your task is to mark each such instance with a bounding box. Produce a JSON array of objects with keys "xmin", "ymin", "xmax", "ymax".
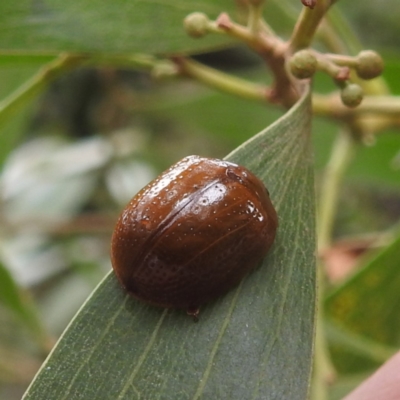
[{"xmin": 288, "ymin": 47, "xmax": 384, "ymax": 108}]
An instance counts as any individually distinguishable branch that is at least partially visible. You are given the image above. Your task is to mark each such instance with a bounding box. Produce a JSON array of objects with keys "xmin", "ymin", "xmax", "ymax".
[
  {"xmin": 172, "ymin": 57, "xmax": 271, "ymax": 102},
  {"xmin": 214, "ymin": 13, "xmax": 300, "ymax": 106},
  {"xmin": 313, "ymin": 94, "xmax": 400, "ymax": 118},
  {"xmin": 289, "ymin": 0, "xmax": 334, "ymax": 52}
]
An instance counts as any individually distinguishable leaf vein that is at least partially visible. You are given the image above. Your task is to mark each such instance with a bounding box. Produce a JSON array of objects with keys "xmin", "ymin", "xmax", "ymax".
[
  {"xmin": 192, "ymin": 282, "xmax": 244, "ymax": 400},
  {"xmin": 117, "ymin": 309, "xmax": 168, "ymax": 399}
]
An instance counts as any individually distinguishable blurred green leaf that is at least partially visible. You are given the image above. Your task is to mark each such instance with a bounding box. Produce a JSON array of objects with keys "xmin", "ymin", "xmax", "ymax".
[
  {"xmin": 328, "ymin": 371, "xmax": 372, "ymax": 400},
  {"xmin": 325, "ymin": 228, "xmax": 400, "ymax": 373},
  {"xmin": 0, "ymin": 262, "xmax": 28, "ymax": 322},
  {"xmin": 337, "ymin": 0, "xmax": 400, "ymax": 51},
  {"xmin": 0, "ymin": 1, "xmax": 302, "ymax": 56},
  {"xmin": 347, "ymin": 132, "xmax": 400, "ymax": 189},
  {"xmin": 0, "ymin": 60, "xmax": 54, "ymax": 99},
  {"xmin": 325, "ymin": 318, "xmax": 395, "ymax": 375},
  {"xmin": 0, "ymin": 58, "xmax": 58, "ymax": 165},
  {"xmin": 0, "ymin": 0, "xmax": 238, "ymax": 55},
  {"xmin": 22, "ymin": 89, "xmax": 316, "ymax": 400},
  {"xmin": 152, "ymin": 78, "xmax": 283, "ymax": 153},
  {"xmin": 312, "ymin": 121, "xmax": 400, "ymax": 190},
  {"xmin": 382, "ymin": 60, "xmax": 400, "ymax": 94},
  {"xmin": 0, "ymin": 261, "xmax": 44, "ymax": 340}
]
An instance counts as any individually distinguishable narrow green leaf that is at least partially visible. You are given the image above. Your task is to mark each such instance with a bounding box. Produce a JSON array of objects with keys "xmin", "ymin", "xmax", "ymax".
[
  {"xmin": 0, "ymin": 262, "xmax": 46, "ymax": 345},
  {"xmin": 0, "ymin": 1, "xmax": 237, "ymax": 55},
  {"xmin": 0, "ymin": 59, "xmax": 58, "ymax": 165},
  {"xmin": 23, "ymin": 88, "xmax": 316, "ymax": 400},
  {"xmin": 0, "ymin": 262, "xmax": 29, "ymax": 322},
  {"xmin": 325, "ymin": 228, "xmax": 400, "ymax": 373},
  {"xmin": 0, "ymin": 1, "xmax": 299, "ymax": 56}
]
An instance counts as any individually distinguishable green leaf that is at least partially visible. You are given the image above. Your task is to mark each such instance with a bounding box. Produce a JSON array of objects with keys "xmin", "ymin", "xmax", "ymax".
[
  {"xmin": 153, "ymin": 73, "xmax": 283, "ymax": 151},
  {"xmin": 0, "ymin": 0, "xmax": 238, "ymax": 55},
  {"xmin": 346, "ymin": 131, "xmax": 400, "ymax": 189},
  {"xmin": 23, "ymin": 89, "xmax": 316, "ymax": 400},
  {"xmin": 325, "ymin": 228, "xmax": 400, "ymax": 373},
  {"xmin": 0, "ymin": 262, "xmax": 29, "ymax": 322},
  {"xmin": 0, "ymin": 1, "xmax": 301, "ymax": 56},
  {"xmin": 0, "ymin": 58, "xmax": 58, "ymax": 165},
  {"xmin": 0, "ymin": 261, "xmax": 46, "ymax": 344}
]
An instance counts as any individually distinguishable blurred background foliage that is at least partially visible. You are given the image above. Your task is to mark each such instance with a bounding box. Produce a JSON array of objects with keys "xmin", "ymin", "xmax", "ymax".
[{"xmin": 0, "ymin": 0, "xmax": 399, "ymax": 399}]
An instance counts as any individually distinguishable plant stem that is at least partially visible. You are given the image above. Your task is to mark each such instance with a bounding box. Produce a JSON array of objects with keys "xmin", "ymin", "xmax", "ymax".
[
  {"xmin": 318, "ymin": 129, "xmax": 355, "ymax": 251},
  {"xmin": 313, "ymin": 94, "xmax": 400, "ymax": 132},
  {"xmin": 215, "ymin": 12, "xmax": 300, "ymax": 106},
  {"xmin": 87, "ymin": 53, "xmax": 159, "ymax": 70},
  {"xmin": 289, "ymin": 0, "xmax": 333, "ymax": 52},
  {"xmin": 0, "ymin": 54, "xmax": 84, "ymax": 128},
  {"xmin": 311, "ymin": 129, "xmax": 356, "ymax": 400},
  {"xmin": 325, "ymin": 53, "xmax": 358, "ymax": 67},
  {"xmin": 311, "ymin": 304, "xmax": 332, "ymax": 400},
  {"xmin": 1, "ymin": 50, "xmax": 398, "ymax": 135},
  {"xmin": 0, "ymin": 53, "xmax": 171, "ymax": 129},
  {"xmin": 173, "ymin": 57, "xmax": 270, "ymax": 102},
  {"xmin": 247, "ymin": 2, "xmax": 264, "ymax": 34}
]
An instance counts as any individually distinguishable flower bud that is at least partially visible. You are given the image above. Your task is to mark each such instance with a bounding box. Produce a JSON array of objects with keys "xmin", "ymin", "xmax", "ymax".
[
  {"xmin": 184, "ymin": 12, "xmax": 210, "ymax": 38},
  {"xmin": 341, "ymin": 83, "xmax": 363, "ymax": 108},
  {"xmin": 355, "ymin": 50, "xmax": 384, "ymax": 80},
  {"xmin": 288, "ymin": 50, "xmax": 317, "ymax": 79}
]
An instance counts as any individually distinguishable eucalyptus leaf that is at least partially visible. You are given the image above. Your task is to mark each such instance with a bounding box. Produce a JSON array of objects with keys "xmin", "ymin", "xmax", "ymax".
[
  {"xmin": 0, "ymin": 261, "xmax": 31, "ymax": 324},
  {"xmin": 0, "ymin": 261, "xmax": 46, "ymax": 344},
  {"xmin": 326, "ymin": 228, "xmax": 400, "ymax": 374},
  {"xmin": 0, "ymin": 1, "xmax": 300, "ymax": 56},
  {"xmin": 0, "ymin": 60, "xmax": 53, "ymax": 165},
  {"xmin": 23, "ymin": 88, "xmax": 316, "ymax": 400},
  {"xmin": 0, "ymin": 0, "xmax": 237, "ymax": 55}
]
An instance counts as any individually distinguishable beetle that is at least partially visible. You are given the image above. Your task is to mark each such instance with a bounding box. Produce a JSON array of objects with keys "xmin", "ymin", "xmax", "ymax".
[{"xmin": 111, "ymin": 155, "xmax": 278, "ymax": 320}]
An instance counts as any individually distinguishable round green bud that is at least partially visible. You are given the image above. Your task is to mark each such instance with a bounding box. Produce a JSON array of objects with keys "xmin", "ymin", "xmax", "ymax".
[
  {"xmin": 184, "ymin": 12, "xmax": 210, "ymax": 38},
  {"xmin": 355, "ymin": 50, "xmax": 384, "ymax": 80},
  {"xmin": 341, "ymin": 83, "xmax": 364, "ymax": 108},
  {"xmin": 289, "ymin": 50, "xmax": 318, "ymax": 79}
]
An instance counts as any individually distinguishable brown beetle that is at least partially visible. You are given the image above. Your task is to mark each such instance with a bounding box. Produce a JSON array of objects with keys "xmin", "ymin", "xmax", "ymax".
[{"xmin": 111, "ymin": 155, "xmax": 278, "ymax": 319}]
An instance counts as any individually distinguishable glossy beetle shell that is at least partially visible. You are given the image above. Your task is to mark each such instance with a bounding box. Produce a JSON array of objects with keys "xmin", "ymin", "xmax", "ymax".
[{"xmin": 111, "ymin": 155, "xmax": 278, "ymax": 314}]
